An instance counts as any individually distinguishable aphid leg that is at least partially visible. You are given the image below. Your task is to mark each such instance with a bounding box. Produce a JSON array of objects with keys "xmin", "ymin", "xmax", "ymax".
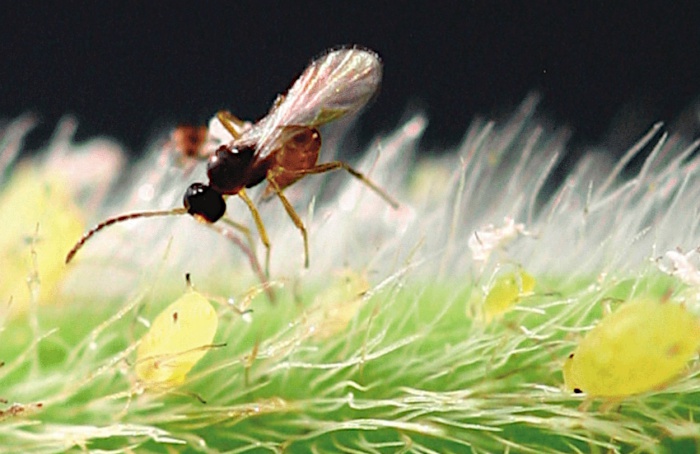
[
  {"xmin": 216, "ymin": 110, "xmax": 246, "ymax": 140},
  {"xmin": 170, "ymin": 389, "xmax": 208, "ymax": 404},
  {"xmin": 266, "ymin": 178, "xmax": 310, "ymax": 268},
  {"xmin": 204, "ymin": 222, "xmax": 275, "ymax": 303},
  {"xmin": 577, "ymin": 398, "xmax": 593, "ymax": 412},
  {"xmin": 243, "ymin": 340, "xmax": 260, "ymax": 387},
  {"xmin": 297, "ymin": 161, "xmax": 399, "ymax": 209},
  {"xmin": 237, "ymin": 189, "xmax": 272, "ymax": 276},
  {"xmin": 598, "ymin": 399, "xmax": 622, "ymax": 413}
]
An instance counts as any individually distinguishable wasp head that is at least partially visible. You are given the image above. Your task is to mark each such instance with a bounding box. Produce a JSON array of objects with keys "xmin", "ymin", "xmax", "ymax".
[{"xmin": 183, "ymin": 183, "xmax": 226, "ymax": 223}]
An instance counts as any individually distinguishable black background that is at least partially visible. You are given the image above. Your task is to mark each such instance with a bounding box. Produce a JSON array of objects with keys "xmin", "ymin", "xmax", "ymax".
[{"xmin": 2, "ymin": 2, "xmax": 699, "ymax": 156}]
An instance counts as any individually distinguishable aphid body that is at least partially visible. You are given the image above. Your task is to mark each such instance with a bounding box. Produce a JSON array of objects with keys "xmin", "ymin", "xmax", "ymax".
[
  {"xmin": 136, "ymin": 291, "xmax": 218, "ymax": 387},
  {"xmin": 563, "ymin": 297, "xmax": 700, "ymax": 398},
  {"xmin": 480, "ymin": 269, "xmax": 535, "ymax": 322}
]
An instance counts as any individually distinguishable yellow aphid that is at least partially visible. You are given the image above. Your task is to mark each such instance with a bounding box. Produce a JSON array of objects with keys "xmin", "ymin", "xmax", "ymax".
[
  {"xmin": 472, "ymin": 269, "xmax": 535, "ymax": 323},
  {"xmin": 563, "ymin": 298, "xmax": 700, "ymax": 398},
  {"xmin": 0, "ymin": 165, "xmax": 84, "ymax": 315},
  {"xmin": 136, "ymin": 291, "xmax": 218, "ymax": 387},
  {"xmin": 306, "ymin": 269, "xmax": 369, "ymax": 340}
]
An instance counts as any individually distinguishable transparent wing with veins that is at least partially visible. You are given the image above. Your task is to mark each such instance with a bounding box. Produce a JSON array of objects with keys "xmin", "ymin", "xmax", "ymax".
[{"xmin": 236, "ymin": 47, "xmax": 382, "ymax": 159}]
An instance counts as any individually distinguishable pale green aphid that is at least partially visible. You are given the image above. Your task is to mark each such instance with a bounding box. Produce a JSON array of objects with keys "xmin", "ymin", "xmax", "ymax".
[
  {"xmin": 136, "ymin": 291, "xmax": 218, "ymax": 387},
  {"xmin": 563, "ymin": 297, "xmax": 700, "ymax": 398}
]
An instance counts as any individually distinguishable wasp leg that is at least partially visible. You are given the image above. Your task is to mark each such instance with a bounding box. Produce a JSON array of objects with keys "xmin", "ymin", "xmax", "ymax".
[
  {"xmin": 266, "ymin": 178, "xmax": 309, "ymax": 269},
  {"xmin": 216, "ymin": 110, "xmax": 247, "ymax": 140},
  {"xmin": 220, "ymin": 216, "xmax": 263, "ymax": 272},
  {"xmin": 204, "ymin": 221, "xmax": 275, "ymax": 302},
  {"xmin": 296, "ymin": 161, "xmax": 399, "ymax": 208},
  {"xmin": 237, "ymin": 189, "xmax": 272, "ymax": 276}
]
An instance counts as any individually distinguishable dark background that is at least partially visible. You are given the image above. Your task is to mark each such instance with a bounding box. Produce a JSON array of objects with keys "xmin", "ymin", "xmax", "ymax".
[{"xmin": 2, "ymin": 2, "xmax": 699, "ymax": 156}]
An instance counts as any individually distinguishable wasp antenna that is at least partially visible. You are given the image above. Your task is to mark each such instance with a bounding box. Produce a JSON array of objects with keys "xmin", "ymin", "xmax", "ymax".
[{"xmin": 65, "ymin": 208, "xmax": 188, "ymax": 264}]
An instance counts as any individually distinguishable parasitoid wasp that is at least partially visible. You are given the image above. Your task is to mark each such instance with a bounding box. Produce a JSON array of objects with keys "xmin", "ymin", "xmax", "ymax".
[{"xmin": 66, "ymin": 47, "xmax": 399, "ymax": 273}]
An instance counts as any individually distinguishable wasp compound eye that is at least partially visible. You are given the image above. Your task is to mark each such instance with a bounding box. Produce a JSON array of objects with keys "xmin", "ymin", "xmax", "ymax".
[{"xmin": 183, "ymin": 183, "xmax": 226, "ymax": 223}]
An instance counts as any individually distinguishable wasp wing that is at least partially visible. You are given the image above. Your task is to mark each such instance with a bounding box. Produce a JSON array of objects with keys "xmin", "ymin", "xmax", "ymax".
[{"xmin": 237, "ymin": 47, "xmax": 382, "ymax": 159}]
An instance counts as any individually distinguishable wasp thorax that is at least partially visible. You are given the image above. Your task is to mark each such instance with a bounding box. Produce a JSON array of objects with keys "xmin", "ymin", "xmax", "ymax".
[
  {"xmin": 207, "ymin": 145, "xmax": 257, "ymax": 193},
  {"xmin": 183, "ymin": 183, "xmax": 226, "ymax": 223}
]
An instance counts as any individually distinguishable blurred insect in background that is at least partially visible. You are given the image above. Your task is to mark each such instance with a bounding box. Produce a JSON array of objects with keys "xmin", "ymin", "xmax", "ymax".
[
  {"xmin": 563, "ymin": 296, "xmax": 700, "ymax": 399},
  {"xmin": 66, "ymin": 47, "xmax": 398, "ymax": 274},
  {"xmin": 171, "ymin": 124, "xmax": 209, "ymax": 160}
]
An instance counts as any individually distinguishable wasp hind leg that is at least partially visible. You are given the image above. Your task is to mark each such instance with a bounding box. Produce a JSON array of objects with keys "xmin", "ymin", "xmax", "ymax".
[{"xmin": 296, "ymin": 161, "xmax": 399, "ymax": 208}]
